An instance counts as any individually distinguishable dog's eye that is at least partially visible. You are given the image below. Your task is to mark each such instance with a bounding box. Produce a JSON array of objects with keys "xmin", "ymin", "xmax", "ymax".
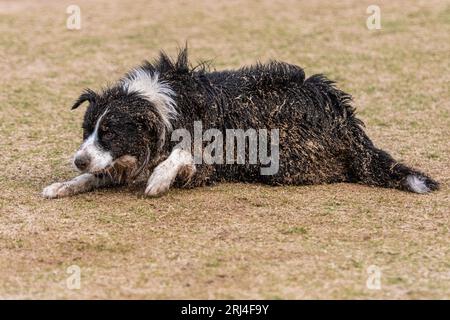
[{"xmin": 103, "ymin": 131, "xmax": 115, "ymax": 140}]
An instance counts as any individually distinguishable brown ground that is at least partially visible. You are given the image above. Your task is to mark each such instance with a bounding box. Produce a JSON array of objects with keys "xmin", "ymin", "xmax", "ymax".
[{"xmin": 0, "ymin": 0, "xmax": 449, "ymax": 299}]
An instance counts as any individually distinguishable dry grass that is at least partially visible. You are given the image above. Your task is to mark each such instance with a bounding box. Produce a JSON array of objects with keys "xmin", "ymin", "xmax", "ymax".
[{"xmin": 0, "ymin": 0, "xmax": 449, "ymax": 299}]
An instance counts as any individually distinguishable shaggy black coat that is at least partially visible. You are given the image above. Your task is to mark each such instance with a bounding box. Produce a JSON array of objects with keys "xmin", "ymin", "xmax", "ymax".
[
  {"xmin": 74, "ymin": 48, "xmax": 439, "ymax": 193},
  {"xmin": 139, "ymin": 49, "xmax": 438, "ymax": 192}
]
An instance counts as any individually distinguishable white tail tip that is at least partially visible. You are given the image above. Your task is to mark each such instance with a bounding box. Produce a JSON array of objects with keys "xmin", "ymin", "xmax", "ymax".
[{"xmin": 406, "ymin": 175, "xmax": 430, "ymax": 194}]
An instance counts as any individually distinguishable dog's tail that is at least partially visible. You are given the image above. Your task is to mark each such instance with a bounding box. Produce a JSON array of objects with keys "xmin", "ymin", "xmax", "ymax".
[{"xmin": 348, "ymin": 127, "xmax": 439, "ymax": 193}]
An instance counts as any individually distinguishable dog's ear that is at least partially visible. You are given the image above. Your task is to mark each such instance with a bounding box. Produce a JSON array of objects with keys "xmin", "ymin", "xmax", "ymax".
[
  {"xmin": 144, "ymin": 110, "xmax": 167, "ymax": 153},
  {"xmin": 71, "ymin": 89, "xmax": 97, "ymax": 110}
]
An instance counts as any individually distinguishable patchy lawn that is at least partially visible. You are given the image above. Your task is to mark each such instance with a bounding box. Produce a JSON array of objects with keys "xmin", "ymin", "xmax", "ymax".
[{"xmin": 0, "ymin": 0, "xmax": 449, "ymax": 299}]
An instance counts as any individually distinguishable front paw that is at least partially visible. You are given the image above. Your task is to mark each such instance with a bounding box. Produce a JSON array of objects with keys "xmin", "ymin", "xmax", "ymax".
[
  {"xmin": 145, "ymin": 174, "xmax": 172, "ymax": 197},
  {"xmin": 42, "ymin": 182, "xmax": 71, "ymax": 199}
]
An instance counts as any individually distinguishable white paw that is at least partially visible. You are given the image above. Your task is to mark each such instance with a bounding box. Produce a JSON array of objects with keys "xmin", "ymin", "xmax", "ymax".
[
  {"xmin": 42, "ymin": 182, "xmax": 71, "ymax": 199},
  {"xmin": 145, "ymin": 172, "xmax": 172, "ymax": 197}
]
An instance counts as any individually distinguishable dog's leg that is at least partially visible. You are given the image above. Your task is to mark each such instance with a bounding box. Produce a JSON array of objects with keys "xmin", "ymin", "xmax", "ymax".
[
  {"xmin": 42, "ymin": 173, "xmax": 113, "ymax": 199},
  {"xmin": 145, "ymin": 148, "xmax": 195, "ymax": 197}
]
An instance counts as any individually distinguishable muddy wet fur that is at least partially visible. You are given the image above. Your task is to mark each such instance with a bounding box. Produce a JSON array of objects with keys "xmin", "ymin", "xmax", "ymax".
[{"xmin": 72, "ymin": 48, "xmax": 439, "ymax": 194}]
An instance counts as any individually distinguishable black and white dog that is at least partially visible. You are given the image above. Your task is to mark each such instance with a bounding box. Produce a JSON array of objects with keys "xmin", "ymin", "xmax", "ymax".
[{"xmin": 43, "ymin": 48, "xmax": 438, "ymax": 198}]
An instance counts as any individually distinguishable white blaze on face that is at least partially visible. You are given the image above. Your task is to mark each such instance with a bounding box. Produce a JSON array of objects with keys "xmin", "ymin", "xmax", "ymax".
[{"xmin": 74, "ymin": 109, "xmax": 113, "ymax": 172}]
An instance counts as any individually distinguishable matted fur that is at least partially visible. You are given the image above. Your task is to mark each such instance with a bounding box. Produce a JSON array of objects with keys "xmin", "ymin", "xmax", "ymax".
[
  {"xmin": 121, "ymin": 69, "xmax": 178, "ymax": 131},
  {"xmin": 135, "ymin": 49, "xmax": 438, "ymax": 193}
]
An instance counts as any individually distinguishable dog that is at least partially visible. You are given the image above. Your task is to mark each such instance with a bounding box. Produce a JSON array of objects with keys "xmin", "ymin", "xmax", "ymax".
[{"xmin": 43, "ymin": 48, "xmax": 439, "ymax": 198}]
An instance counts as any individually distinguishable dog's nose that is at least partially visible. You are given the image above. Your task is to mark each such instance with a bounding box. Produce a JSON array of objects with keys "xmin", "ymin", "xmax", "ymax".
[{"xmin": 74, "ymin": 155, "xmax": 90, "ymax": 171}]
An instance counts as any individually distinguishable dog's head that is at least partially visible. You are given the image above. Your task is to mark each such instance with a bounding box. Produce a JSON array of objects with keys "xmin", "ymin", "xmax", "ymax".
[{"xmin": 71, "ymin": 70, "xmax": 177, "ymax": 177}]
